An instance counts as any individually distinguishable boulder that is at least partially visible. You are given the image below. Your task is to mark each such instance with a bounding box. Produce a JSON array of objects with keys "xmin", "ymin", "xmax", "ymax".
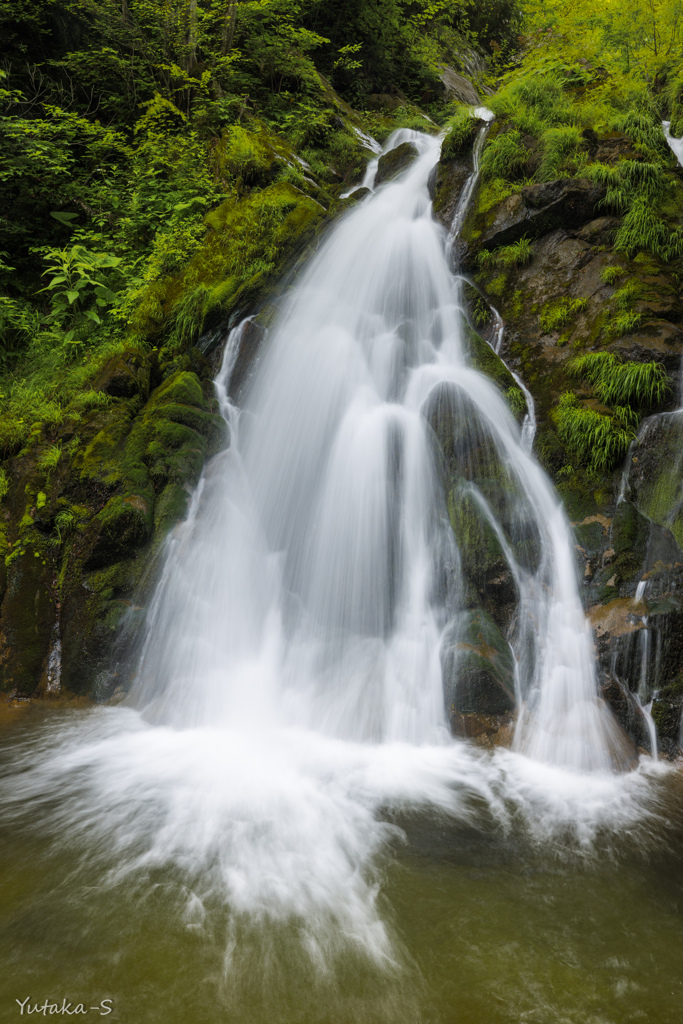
[
  {"xmin": 375, "ymin": 142, "xmax": 420, "ymax": 185},
  {"xmin": 477, "ymin": 179, "xmax": 605, "ymax": 251},
  {"xmin": 438, "ymin": 66, "xmax": 480, "ymax": 106}
]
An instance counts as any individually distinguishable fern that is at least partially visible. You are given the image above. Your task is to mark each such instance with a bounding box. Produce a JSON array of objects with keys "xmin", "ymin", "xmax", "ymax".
[
  {"xmin": 570, "ymin": 352, "xmax": 669, "ymax": 409},
  {"xmin": 477, "ymin": 236, "xmax": 534, "ymax": 270},
  {"xmin": 539, "ymin": 297, "xmax": 587, "ymax": 333},
  {"xmin": 555, "ymin": 391, "xmax": 634, "ymax": 472},
  {"xmin": 600, "ymin": 265, "xmax": 625, "ymax": 286}
]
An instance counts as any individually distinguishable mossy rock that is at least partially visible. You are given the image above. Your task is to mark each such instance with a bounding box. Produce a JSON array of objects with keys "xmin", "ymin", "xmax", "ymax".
[
  {"xmin": 629, "ymin": 413, "xmax": 683, "ymax": 554},
  {"xmin": 441, "ymin": 608, "xmax": 516, "ymax": 720},
  {"xmin": 651, "ymin": 676, "xmax": 683, "ymax": 754},
  {"xmin": 0, "ymin": 544, "xmax": 56, "ymax": 695},
  {"xmin": 85, "ymin": 493, "xmax": 154, "ymax": 570},
  {"xmin": 375, "ymin": 142, "xmax": 419, "ymax": 185},
  {"xmin": 461, "ymin": 321, "xmax": 523, "ymax": 420},
  {"xmin": 56, "ymin": 368, "xmax": 228, "ymax": 695},
  {"xmin": 93, "ymin": 349, "xmax": 151, "ymax": 400}
]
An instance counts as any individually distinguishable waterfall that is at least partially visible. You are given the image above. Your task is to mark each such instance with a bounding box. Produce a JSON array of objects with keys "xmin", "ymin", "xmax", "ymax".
[
  {"xmin": 130, "ymin": 129, "xmax": 625, "ymax": 770},
  {"xmin": 1, "ymin": 128, "xmax": 668, "ymax": 984}
]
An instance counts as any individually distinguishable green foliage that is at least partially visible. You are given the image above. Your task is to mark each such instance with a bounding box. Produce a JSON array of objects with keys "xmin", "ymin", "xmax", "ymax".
[
  {"xmin": 586, "ymin": 160, "xmax": 683, "ymax": 261},
  {"xmin": 506, "ymin": 386, "xmax": 526, "ymax": 415},
  {"xmin": 570, "ymin": 353, "xmax": 669, "ymax": 409},
  {"xmin": 665, "ymin": 74, "xmax": 683, "ymax": 137},
  {"xmin": 555, "ymin": 391, "xmax": 634, "ymax": 472},
  {"xmin": 616, "ymin": 197, "xmax": 683, "ymax": 261},
  {"xmin": 605, "ymin": 310, "xmax": 643, "ymax": 338},
  {"xmin": 481, "ymin": 130, "xmax": 530, "ymax": 181},
  {"xmin": 600, "ymin": 265, "xmax": 626, "ymax": 285},
  {"xmin": 478, "ymin": 236, "xmax": 534, "ymax": 269},
  {"xmin": 0, "ymin": 467, "xmax": 8, "ymax": 501},
  {"xmin": 539, "ymin": 298, "xmax": 587, "ymax": 333},
  {"xmin": 612, "ymin": 281, "xmax": 640, "ymax": 308},
  {"xmin": 37, "ymin": 442, "xmax": 62, "ymax": 475},
  {"xmin": 477, "ymin": 178, "xmax": 517, "ymax": 213},
  {"xmin": 441, "ymin": 108, "xmax": 477, "ymax": 161},
  {"xmin": 37, "ymin": 245, "xmax": 124, "ymax": 348},
  {"xmin": 537, "ymin": 125, "xmax": 583, "ymax": 181},
  {"xmin": 489, "ymin": 72, "xmax": 574, "ymax": 137}
]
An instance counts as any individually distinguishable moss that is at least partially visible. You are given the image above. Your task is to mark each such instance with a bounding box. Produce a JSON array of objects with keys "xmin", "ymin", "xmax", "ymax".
[
  {"xmin": 462, "ymin": 321, "xmax": 522, "ymax": 419},
  {"xmin": 0, "ymin": 543, "xmax": 56, "ymax": 695}
]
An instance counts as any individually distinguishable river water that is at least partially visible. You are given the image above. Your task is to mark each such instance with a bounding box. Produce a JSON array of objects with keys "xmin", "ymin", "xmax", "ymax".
[{"xmin": 1, "ymin": 130, "xmax": 682, "ymax": 1023}]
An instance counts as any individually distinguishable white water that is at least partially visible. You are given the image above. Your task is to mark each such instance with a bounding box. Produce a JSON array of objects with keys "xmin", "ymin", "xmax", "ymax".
[
  {"xmin": 0, "ymin": 129, "xmax": 665, "ymax": 974},
  {"xmin": 663, "ymin": 120, "xmax": 683, "ymax": 168}
]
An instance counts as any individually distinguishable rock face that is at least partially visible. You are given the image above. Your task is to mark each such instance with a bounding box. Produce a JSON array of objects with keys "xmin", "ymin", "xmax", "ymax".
[
  {"xmin": 438, "ymin": 66, "xmax": 480, "ymax": 106},
  {"xmin": 473, "ymin": 179, "xmax": 605, "ymax": 251},
  {"xmin": 375, "ymin": 142, "xmax": 419, "ymax": 185},
  {"xmin": 431, "ymin": 119, "xmax": 683, "ymax": 755},
  {"xmin": 0, "ymin": 357, "xmax": 227, "ymax": 698},
  {"xmin": 441, "ymin": 608, "xmax": 516, "ymax": 720}
]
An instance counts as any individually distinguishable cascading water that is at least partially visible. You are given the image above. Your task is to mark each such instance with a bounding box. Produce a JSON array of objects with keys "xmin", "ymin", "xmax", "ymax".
[
  {"xmin": 0, "ymin": 128, "xmax": 671, "ymax": 997},
  {"xmin": 131, "ymin": 128, "xmax": 623, "ymax": 770}
]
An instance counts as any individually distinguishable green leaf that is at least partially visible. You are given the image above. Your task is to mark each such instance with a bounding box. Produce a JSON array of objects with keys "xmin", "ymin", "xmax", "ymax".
[
  {"xmin": 66, "ymin": 290, "xmax": 79, "ymax": 304},
  {"xmin": 85, "ymin": 309, "xmax": 102, "ymax": 324},
  {"xmin": 50, "ymin": 212, "xmax": 79, "ymax": 225}
]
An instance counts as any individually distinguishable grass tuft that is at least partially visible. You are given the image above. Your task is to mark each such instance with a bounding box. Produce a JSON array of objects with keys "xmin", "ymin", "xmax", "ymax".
[{"xmin": 570, "ymin": 352, "xmax": 669, "ymax": 409}]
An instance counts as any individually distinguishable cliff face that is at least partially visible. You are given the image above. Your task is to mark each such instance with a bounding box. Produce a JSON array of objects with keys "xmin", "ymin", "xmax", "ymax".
[{"xmin": 434, "ymin": 122, "xmax": 683, "ymax": 757}]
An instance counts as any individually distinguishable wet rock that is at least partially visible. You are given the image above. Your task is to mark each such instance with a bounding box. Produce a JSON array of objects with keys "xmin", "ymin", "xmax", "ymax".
[
  {"xmin": 576, "ymin": 216, "xmax": 620, "ymax": 244},
  {"xmin": 449, "ymin": 711, "xmax": 514, "ymax": 747},
  {"xmin": 628, "ymin": 413, "xmax": 683, "ymax": 551},
  {"xmin": 229, "ymin": 318, "xmax": 268, "ymax": 400},
  {"xmin": 432, "ymin": 159, "xmax": 472, "ymax": 225},
  {"xmin": 0, "ymin": 549, "xmax": 56, "ymax": 696},
  {"xmin": 600, "ymin": 676, "xmax": 652, "ymax": 751},
  {"xmin": 477, "ymin": 179, "xmax": 605, "ymax": 251},
  {"xmin": 438, "ymin": 66, "xmax": 480, "ymax": 106},
  {"xmin": 441, "ymin": 608, "xmax": 516, "ymax": 723},
  {"xmin": 651, "ymin": 677, "xmax": 683, "ymax": 756},
  {"xmin": 611, "ymin": 321, "xmax": 683, "ymax": 373},
  {"xmin": 342, "ymin": 187, "xmax": 372, "ymax": 205},
  {"xmin": 375, "ymin": 142, "xmax": 420, "ymax": 185}
]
